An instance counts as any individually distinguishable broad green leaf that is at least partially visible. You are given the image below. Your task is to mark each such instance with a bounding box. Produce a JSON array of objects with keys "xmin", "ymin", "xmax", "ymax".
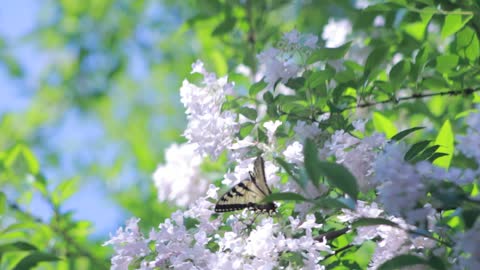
[
  {"xmin": 436, "ymin": 55, "xmax": 459, "ymax": 74},
  {"xmin": 12, "ymin": 252, "xmax": 60, "ymax": 270},
  {"xmin": 285, "ymin": 77, "xmax": 305, "ymax": 90},
  {"xmin": 404, "ymin": 140, "xmax": 431, "ymax": 161},
  {"xmin": 404, "ymin": 22, "xmax": 427, "ymax": 41},
  {"xmin": 238, "ymin": 107, "xmax": 257, "ymax": 120},
  {"xmin": 264, "ymin": 192, "xmax": 308, "ymax": 203},
  {"xmin": 391, "ymin": 127, "xmax": 425, "ymax": 141},
  {"xmin": 389, "ymin": 60, "xmax": 411, "ymax": 88},
  {"xmin": 441, "ymin": 11, "xmax": 473, "ymax": 38},
  {"xmin": 378, "ymin": 255, "xmax": 428, "ymax": 270},
  {"xmin": 433, "ymin": 120, "xmax": 454, "ymax": 168},
  {"xmin": 364, "ymin": 46, "xmax": 389, "ymax": 75},
  {"xmin": 455, "ymin": 27, "xmax": 479, "ymax": 62},
  {"xmin": 304, "ymin": 139, "xmax": 322, "ymax": 186},
  {"xmin": 307, "ymin": 42, "xmax": 352, "ymax": 64},
  {"xmin": 306, "ymin": 70, "xmax": 334, "ymax": 89},
  {"xmin": 0, "ymin": 242, "xmax": 38, "ymax": 257},
  {"xmin": 317, "ymin": 161, "xmax": 359, "ymax": 200},
  {"xmin": 352, "ymin": 217, "xmax": 399, "ymax": 228},
  {"xmin": 249, "ymin": 81, "xmax": 267, "ymax": 96},
  {"xmin": 373, "ymin": 112, "xmax": 398, "ymax": 138}
]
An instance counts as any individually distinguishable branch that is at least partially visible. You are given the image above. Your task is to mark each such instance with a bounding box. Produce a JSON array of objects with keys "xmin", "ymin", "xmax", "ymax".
[{"xmin": 353, "ymin": 88, "xmax": 479, "ymax": 111}]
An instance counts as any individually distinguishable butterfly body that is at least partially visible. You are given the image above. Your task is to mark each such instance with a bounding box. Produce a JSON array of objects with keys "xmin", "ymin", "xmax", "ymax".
[{"xmin": 215, "ymin": 156, "xmax": 276, "ymax": 213}]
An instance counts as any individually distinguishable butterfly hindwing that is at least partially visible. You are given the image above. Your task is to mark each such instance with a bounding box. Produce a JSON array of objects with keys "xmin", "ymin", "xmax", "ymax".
[{"xmin": 215, "ymin": 156, "xmax": 276, "ymax": 213}]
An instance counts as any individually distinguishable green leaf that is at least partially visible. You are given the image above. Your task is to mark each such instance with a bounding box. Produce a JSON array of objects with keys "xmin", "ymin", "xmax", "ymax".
[
  {"xmin": 0, "ymin": 242, "xmax": 38, "ymax": 259},
  {"xmin": 373, "ymin": 112, "xmax": 398, "ymax": 138},
  {"xmin": 317, "ymin": 161, "xmax": 359, "ymax": 200},
  {"xmin": 274, "ymin": 157, "xmax": 304, "ymax": 188},
  {"xmin": 352, "ymin": 217, "xmax": 399, "ymax": 228},
  {"xmin": 436, "ymin": 54, "xmax": 459, "ymax": 74},
  {"xmin": 304, "ymin": 139, "xmax": 322, "ymax": 186},
  {"xmin": 378, "ymin": 254, "xmax": 428, "ymax": 270},
  {"xmin": 238, "ymin": 107, "xmax": 257, "ymax": 120},
  {"xmin": 411, "ymin": 145, "xmax": 440, "ymax": 162},
  {"xmin": 5, "ymin": 145, "xmax": 40, "ymax": 176},
  {"xmin": 0, "ymin": 192, "xmax": 5, "ymax": 215},
  {"xmin": 433, "ymin": 120, "xmax": 454, "ymax": 168},
  {"xmin": 391, "ymin": 127, "xmax": 425, "ymax": 141},
  {"xmin": 428, "ymin": 152, "xmax": 449, "ymax": 162},
  {"xmin": 306, "ymin": 70, "xmax": 334, "ymax": 89},
  {"xmin": 212, "ymin": 17, "xmax": 236, "ymax": 36},
  {"xmin": 307, "ymin": 42, "xmax": 352, "ymax": 64},
  {"xmin": 404, "ymin": 140, "xmax": 431, "ymax": 161},
  {"xmin": 389, "ymin": 60, "xmax": 411, "ymax": 88},
  {"xmin": 403, "ymin": 22, "xmax": 427, "ymax": 41},
  {"xmin": 441, "ymin": 11, "xmax": 473, "ymax": 38},
  {"xmin": 239, "ymin": 122, "xmax": 255, "ymax": 139},
  {"xmin": 249, "ymin": 81, "xmax": 267, "ymax": 96},
  {"xmin": 52, "ymin": 178, "xmax": 79, "ymax": 206},
  {"xmin": 312, "ymin": 196, "xmax": 356, "ymax": 210},
  {"xmin": 12, "ymin": 252, "xmax": 60, "ymax": 270},
  {"xmin": 263, "ymin": 91, "xmax": 274, "ymax": 104},
  {"xmin": 264, "ymin": 192, "xmax": 308, "ymax": 203},
  {"xmin": 455, "ymin": 27, "xmax": 480, "ymax": 62},
  {"xmin": 364, "ymin": 46, "xmax": 389, "ymax": 75},
  {"xmin": 285, "ymin": 77, "xmax": 305, "ymax": 90}
]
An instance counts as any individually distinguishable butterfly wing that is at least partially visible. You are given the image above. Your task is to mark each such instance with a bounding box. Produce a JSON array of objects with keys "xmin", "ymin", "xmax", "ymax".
[
  {"xmin": 252, "ymin": 156, "xmax": 273, "ymax": 196},
  {"xmin": 214, "ymin": 156, "xmax": 276, "ymax": 213}
]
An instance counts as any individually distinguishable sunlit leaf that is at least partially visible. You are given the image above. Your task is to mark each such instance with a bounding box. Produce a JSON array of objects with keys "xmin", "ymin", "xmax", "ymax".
[
  {"xmin": 433, "ymin": 120, "xmax": 454, "ymax": 168},
  {"xmin": 373, "ymin": 112, "xmax": 398, "ymax": 138}
]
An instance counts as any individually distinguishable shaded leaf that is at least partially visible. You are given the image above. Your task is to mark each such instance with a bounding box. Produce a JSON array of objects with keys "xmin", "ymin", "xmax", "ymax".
[
  {"xmin": 404, "ymin": 140, "xmax": 431, "ymax": 161},
  {"xmin": 391, "ymin": 127, "xmax": 425, "ymax": 141},
  {"xmin": 378, "ymin": 254, "xmax": 428, "ymax": 270},
  {"xmin": 317, "ymin": 161, "xmax": 359, "ymax": 200},
  {"xmin": 352, "ymin": 217, "xmax": 399, "ymax": 228},
  {"xmin": 12, "ymin": 252, "xmax": 60, "ymax": 270}
]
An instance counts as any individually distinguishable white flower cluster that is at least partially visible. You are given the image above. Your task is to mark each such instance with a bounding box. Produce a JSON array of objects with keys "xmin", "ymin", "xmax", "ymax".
[
  {"xmin": 322, "ymin": 18, "xmax": 352, "ymax": 48},
  {"xmin": 103, "ymin": 218, "xmax": 150, "ymax": 270},
  {"xmin": 339, "ymin": 202, "xmax": 435, "ymax": 270},
  {"xmin": 457, "ymin": 108, "xmax": 480, "ymax": 169},
  {"xmin": 152, "ymin": 143, "xmax": 208, "ymax": 206},
  {"xmin": 454, "ymin": 218, "xmax": 480, "ymax": 269},
  {"xmin": 257, "ymin": 30, "xmax": 318, "ymax": 90},
  {"xmin": 180, "ymin": 60, "xmax": 239, "ymax": 159},
  {"xmin": 105, "ymin": 185, "xmax": 332, "ymax": 270},
  {"xmin": 373, "ymin": 142, "xmax": 436, "ymax": 225},
  {"xmin": 323, "ymin": 128, "xmax": 386, "ymax": 192}
]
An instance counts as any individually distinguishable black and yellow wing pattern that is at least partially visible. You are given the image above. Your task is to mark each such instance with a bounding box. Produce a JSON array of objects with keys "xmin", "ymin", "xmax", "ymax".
[{"xmin": 215, "ymin": 156, "xmax": 276, "ymax": 213}]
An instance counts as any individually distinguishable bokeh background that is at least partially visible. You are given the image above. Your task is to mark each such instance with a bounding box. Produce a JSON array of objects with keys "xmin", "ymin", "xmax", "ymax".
[{"xmin": 6, "ymin": 0, "xmax": 469, "ymax": 268}]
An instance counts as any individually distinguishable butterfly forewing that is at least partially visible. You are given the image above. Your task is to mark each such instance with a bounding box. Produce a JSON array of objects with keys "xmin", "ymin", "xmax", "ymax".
[{"xmin": 214, "ymin": 156, "xmax": 276, "ymax": 213}]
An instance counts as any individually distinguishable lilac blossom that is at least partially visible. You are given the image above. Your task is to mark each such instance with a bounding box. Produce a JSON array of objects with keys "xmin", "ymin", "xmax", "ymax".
[
  {"xmin": 180, "ymin": 60, "xmax": 239, "ymax": 159},
  {"xmin": 152, "ymin": 143, "xmax": 208, "ymax": 206}
]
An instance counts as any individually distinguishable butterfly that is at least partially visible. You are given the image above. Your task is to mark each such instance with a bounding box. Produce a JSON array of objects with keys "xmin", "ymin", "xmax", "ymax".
[{"xmin": 215, "ymin": 156, "xmax": 276, "ymax": 213}]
